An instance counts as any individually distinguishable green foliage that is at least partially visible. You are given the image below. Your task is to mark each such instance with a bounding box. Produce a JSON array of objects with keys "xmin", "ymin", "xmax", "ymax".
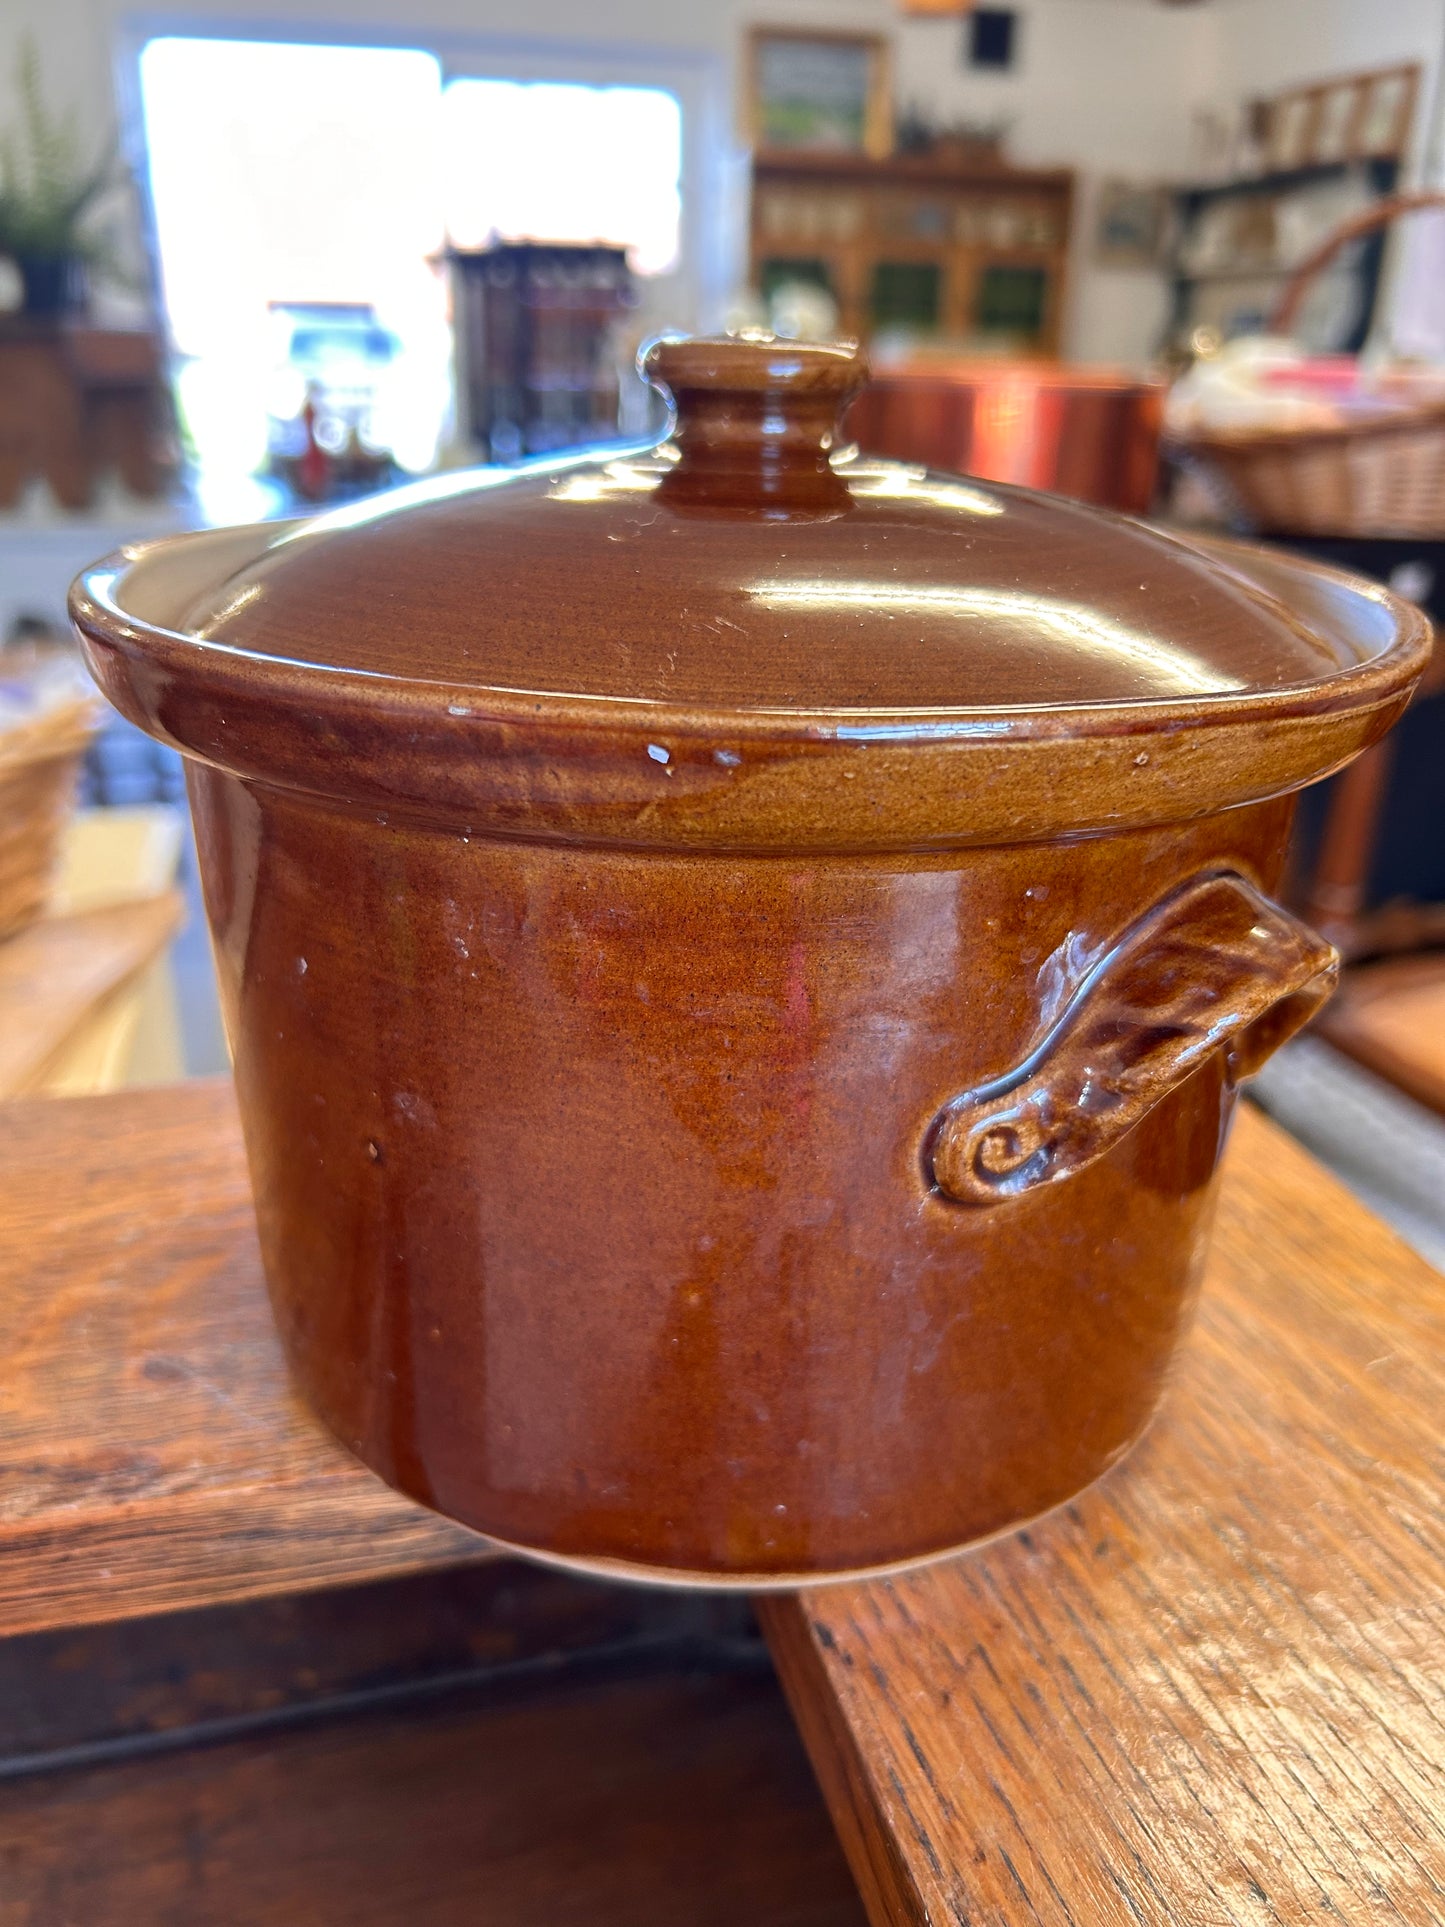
[{"xmin": 0, "ymin": 34, "xmax": 115, "ymax": 262}]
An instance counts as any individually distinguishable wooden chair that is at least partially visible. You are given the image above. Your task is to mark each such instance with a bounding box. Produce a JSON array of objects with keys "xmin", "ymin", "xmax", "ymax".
[{"xmin": 1296, "ymin": 629, "xmax": 1445, "ymax": 1115}]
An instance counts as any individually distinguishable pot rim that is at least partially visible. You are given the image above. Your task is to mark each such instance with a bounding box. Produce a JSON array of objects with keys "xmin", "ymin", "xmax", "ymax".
[
  {"xmin": 71, "ymin": 521, "xmax": 1429, "ymax": 741},
  {"xmin": 70, "ymin": 522, "xmax": 1432, "ymax": 852}
]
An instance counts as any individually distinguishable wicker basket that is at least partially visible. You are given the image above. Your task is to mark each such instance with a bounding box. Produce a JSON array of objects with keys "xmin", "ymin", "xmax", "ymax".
[
  {"xmin": 0, "ymin": 692, "xmax": 99, "ymax": 944},
  {"xmin": 1178, "ymin": 191, "xmax": 1445, "ymax": 539}
]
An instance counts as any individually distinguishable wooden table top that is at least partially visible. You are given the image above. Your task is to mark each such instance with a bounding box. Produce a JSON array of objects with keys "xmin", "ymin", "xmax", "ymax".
[
  {"xmin": 2, "ymin": 1078, "xmax": 1442, "ymax": 1923},
  {"xmin": 0, "ymin": 1081, "xmax": 485, "ymax": 1638},
  {"xmin": 763, "ymin": 1107, "xmax": 1445, "ymax": 1925}
]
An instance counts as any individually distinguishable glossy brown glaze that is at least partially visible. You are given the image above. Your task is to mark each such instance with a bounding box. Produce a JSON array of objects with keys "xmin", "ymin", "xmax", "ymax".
[
  {"xmin": 763, "ymin": 1105, "xmax": 1445, "ymax": 1923},
  {"xmin": 193, "ymin": 770, "xmax": 1294, "ymax": 1580},
  {"xmin": 644, "ymin": 332, "xmax": 866, "ymax": 513},
  {"xmin": 70, "ymin": 334, "xmax": 1430, "ymax": 1582},
  {"xmin": 927, "ymin": 870, "xmax": 1336, "ymax": 1206},
  {"xmin": 71, "ymin": 353, "xmax": 1427, "ymax": 854}
]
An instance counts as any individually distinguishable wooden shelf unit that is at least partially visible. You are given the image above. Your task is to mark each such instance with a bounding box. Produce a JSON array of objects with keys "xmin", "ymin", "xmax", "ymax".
[
  {"xmin": 1165, "ymin": 155, "xmax": 1400, "ymax": 351},
  {"xmin": 750, "ymin": 150, "xmax": 1074, "ymax": 353}
]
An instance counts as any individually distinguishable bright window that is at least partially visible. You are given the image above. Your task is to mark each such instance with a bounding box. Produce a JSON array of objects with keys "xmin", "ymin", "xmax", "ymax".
[
  {"xmin": 138, "ymin": 38, "xmax": 451, "ymax": 503},
  {"xmin": 138, "ymin": 39, "xmax": 446, "ymax": 356},
  {"xmin": 136, "ymin": 42, "xmax": 685, "ymax": 507},
  {"xmin": 441, "ymin": 79, "xmax": 682, "ymax": 276}
]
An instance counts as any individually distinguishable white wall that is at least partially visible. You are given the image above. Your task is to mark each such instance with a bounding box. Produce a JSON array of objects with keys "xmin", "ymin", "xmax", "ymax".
[
  {"xmin": 1201, "ymin": 0, "xmax": 1445, "ymax": 182},
  {"xmin": 14, "ymin": 0, "xmax": 1435, "ymax": 369},
  {"xmin": 1190, "ymin": 0, "xmax": 1445, "ymax": 353},
  {"xmin": 896, "ymin": 0, "xmax": 1212, "ymax": 361},
  {"xmin": 8, "ymin": 0, "xmax": 908, "ymax": 343},
  {"xmin": 3, "ymin": 0, "xmax": 1204, "ymax": 365}
]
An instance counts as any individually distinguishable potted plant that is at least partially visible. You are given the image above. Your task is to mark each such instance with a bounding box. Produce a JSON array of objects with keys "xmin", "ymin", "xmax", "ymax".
[{"xmin": 0, "ymin": 37, "xmax": 116, "ymax": 320}]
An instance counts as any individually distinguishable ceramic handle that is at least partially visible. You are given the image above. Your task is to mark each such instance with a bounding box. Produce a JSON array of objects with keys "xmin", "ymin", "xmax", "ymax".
[
  {"xmin": 927, "ymin": 873, "xmax": 1337, "ymax": 1207},
  {"xmin": 641, "ymin": 332, "xmax": 868, "ymax": 513}
]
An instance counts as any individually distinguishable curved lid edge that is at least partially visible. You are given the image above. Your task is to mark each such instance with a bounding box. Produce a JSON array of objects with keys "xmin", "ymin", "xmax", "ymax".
[
  {"xmin": 70, "ymin": 526, "xmax": 1429, "ymax": 853},
  {"xmin": 70, "ymin": 521, "xmax": 1432, "ymax": 747}
]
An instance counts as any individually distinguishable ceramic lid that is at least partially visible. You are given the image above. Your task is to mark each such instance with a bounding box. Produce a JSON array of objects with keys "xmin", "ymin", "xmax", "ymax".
[{"xmin": 71, "ymin": 333, "xmax": 1429, "ymax": 852}]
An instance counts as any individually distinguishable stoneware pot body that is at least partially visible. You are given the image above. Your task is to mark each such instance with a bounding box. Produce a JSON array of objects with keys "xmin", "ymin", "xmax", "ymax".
[
  {"xmin": 194, "ymin": 771, "xmax": 1302, "ymax": 1581},
  {"xmin": 72, "ymin": 334, "xmax": 1430, "ymax": 1584}
]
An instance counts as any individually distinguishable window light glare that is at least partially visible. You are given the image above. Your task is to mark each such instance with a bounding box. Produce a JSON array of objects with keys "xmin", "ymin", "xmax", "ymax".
[{"xmin": 442, "ymin": 78, "xmax": 682, "ymax": 275}]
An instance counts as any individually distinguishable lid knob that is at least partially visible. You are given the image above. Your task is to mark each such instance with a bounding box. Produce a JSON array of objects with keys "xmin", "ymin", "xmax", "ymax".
[{"xmin": 641, "ymin": 332, "xmax": 868, "ymax": 515}]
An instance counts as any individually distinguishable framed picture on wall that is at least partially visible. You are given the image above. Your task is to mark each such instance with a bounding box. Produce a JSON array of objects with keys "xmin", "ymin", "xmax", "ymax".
[
  {"xmin": 747, "ymin": 30, "xmax": 892, "ymax": 159},
  {"xmin": 1094, "ymin": 181, "xmax": 1169, "ymax": 267}
]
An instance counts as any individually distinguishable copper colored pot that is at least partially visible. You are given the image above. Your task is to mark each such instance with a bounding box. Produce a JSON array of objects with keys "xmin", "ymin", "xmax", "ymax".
[
  {"xmin": 71, "ymin": 336, "xmax": 1428, "ymax": 1586},
  {"xmin": 846, "ymin": 359, "xmax": 1166, "ymax": 513}
]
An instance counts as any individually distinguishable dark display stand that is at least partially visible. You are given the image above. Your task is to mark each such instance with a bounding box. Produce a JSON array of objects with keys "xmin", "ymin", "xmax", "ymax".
[{"xmin": 449, "ymin": 243, "xmax": 635, "ymax": 464}]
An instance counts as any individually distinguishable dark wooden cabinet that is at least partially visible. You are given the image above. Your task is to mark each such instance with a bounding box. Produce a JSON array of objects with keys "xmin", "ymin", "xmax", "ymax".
[
  {"xmin": 0, "ymin": 1564, "xmax": 865, "ymax": 1927},
  {"xmin": 0, "ymin": 321, "xmax": 173, "ymax": 508},
  {"xmin": 1165, "ymin": 156, "xmax": 1400, "ymax": 352},
  {"xmin": 449, "ymin": 243, "xmax": 635, "ymax": 463}
]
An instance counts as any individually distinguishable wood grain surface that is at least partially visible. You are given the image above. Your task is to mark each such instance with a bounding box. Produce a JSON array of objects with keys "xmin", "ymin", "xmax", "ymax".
[
  {"xmin": 0, "ymin": 1621, "xmax": 866, "ymax": 1927},
  {"xmin": 0, "ymin": 893, "xmax": 182, "ymax": 1097},
  {"xmin": 0, "ymin": 1082, "xmax": 486, "ymax": 1638},
  {"xmin": 1317, "ymin": 953, "xmax": 1445, "ymax": 1119},
  {"xmin": 762, "ymin": 1102, "xmax": 1445, "ymax": 1926},
  {"xmin": 0, "ymin": 1560, "xmax": 753, "ymax": 1767},
  {"xmin": 7, "ymin": 1078, "xmax": 1444, "ymax": 1924}
]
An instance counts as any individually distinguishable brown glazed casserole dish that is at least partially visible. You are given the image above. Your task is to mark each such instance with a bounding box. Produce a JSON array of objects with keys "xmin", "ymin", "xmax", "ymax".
[{"xmin": 71, "ymin": 335, "xmax": 1430, "ymax": 1586}]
